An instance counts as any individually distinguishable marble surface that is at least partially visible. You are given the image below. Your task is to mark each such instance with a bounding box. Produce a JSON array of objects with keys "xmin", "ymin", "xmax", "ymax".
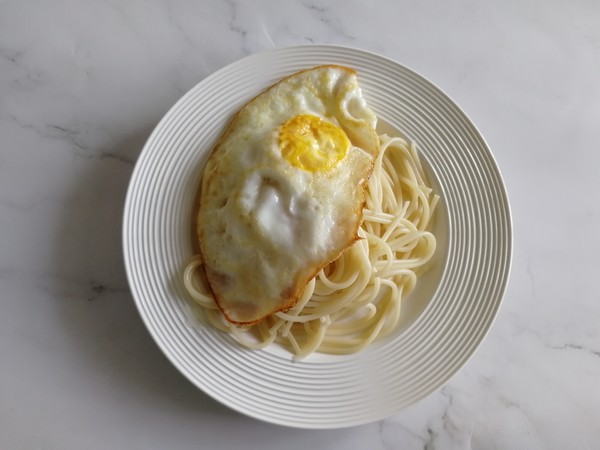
[{"xmin": 1, "ymin": 0, "xmax": 599, "ymax": 448}]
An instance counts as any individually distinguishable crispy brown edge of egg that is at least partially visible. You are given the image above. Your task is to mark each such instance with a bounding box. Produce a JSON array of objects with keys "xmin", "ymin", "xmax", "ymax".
[{"xmin": 194, "ymin": 65, "xmax": 378, "ymax": 326}]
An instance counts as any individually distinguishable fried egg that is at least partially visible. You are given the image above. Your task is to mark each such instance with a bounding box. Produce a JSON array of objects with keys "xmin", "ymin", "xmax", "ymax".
[{"xmin": 197, "ymin": 65, "xmax": 379, "ymax": 324}]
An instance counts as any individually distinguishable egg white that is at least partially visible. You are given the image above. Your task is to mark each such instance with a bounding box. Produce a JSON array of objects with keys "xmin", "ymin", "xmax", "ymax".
[{"xmin": 198, "ymin": 66, "xmax": 379, "ymax": 324}]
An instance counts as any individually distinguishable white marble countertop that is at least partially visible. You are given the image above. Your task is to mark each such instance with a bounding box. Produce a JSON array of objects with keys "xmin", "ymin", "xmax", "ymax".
[{"xmin": 1, "ymin": 1, "xmax": 599, "ymax": 448}]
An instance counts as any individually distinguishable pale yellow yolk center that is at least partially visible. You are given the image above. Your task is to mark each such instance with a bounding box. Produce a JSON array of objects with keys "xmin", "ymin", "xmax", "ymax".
[{"xmin": 279, "ymin": 114, "xmax": 349, "ymax": 172}]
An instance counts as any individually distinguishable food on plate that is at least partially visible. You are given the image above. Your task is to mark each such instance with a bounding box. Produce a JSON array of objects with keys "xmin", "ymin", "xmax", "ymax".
[{"xmin": 184, "ymin": 66, "xmax": 438, "ymax": 359}]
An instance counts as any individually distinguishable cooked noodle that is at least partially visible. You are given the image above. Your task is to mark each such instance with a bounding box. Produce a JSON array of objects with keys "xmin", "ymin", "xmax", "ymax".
[{"xmin": 183, "ymin": 134, "xmax": 438, "ymax": 359}]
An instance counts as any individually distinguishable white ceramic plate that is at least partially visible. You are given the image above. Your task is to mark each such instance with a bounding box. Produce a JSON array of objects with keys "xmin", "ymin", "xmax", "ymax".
[{"xmin": 123, "ymin": 45, "xmax": 511, "ymax": 428}]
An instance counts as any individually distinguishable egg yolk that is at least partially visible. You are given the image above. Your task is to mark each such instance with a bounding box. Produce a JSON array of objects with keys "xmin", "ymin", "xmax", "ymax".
[{"xmin": 279, "ymin": 114, "xmax": 349, "ymax": 172}]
